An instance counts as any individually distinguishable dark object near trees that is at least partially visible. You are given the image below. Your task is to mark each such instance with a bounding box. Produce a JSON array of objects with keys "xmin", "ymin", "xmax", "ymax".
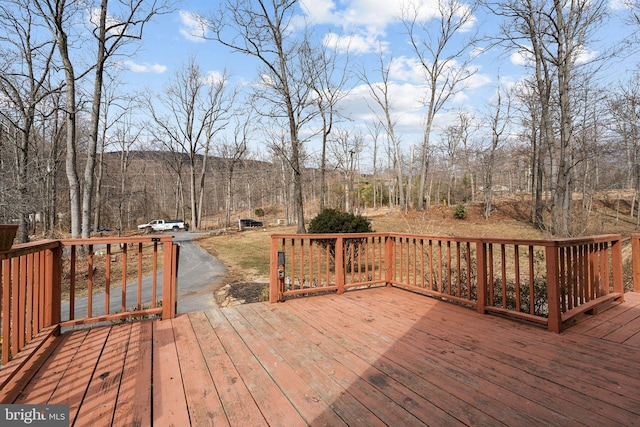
[
  {"xmin": 308, "ymin": 209, "xmax": 372, "ymax": 234},
  {"xmin": 239, "ymin": 218, "xmax": 263, "ymax": 228}
]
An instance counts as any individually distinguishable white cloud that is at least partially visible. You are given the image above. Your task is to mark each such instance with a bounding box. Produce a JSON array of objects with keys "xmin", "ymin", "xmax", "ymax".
[
  {"xmin": 300, "ymin": 0, "xmax": 405, "ymax": 28},
  {"xmin": 121, "ymin": 60, "xmax": 167, "ymax": 74},
  {"xmin": 510, "ymin": 46, "xmax": 534, "ymax": 67},
  {"xmin": 179, "ymin": 10, "xmax": 207, "ymax": 43},
  {"xmin": 574, "ymin": 45, "xmax": 598, "ymax": 64},
  {"xmin": 510, "ymin": 43, "xmax": 598, "ymax": 66},
  {"xmin": 323, "ymin": 32, "xmax": 388, "ymax": 55},
  {"xmin": 202, "ymin": 70, "xmax": 225, "ymax": 86},
  {"xmin": 389, "ymin": 57, "xmax": 425, "ymax": 83},
  {"xmin": 88, "ymin": 8, "xmax": 125, "ymax": 35},
  {"xmin": 609, "ymin": 0, "xmax": 633, "ymax": 11}
]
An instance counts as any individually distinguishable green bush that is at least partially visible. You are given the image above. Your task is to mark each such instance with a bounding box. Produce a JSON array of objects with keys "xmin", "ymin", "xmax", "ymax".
[
  {"xmin": 453, "ymin": 204, "xmax": 467, "ymax": 220},
  {"xmin": 308, "ymin": 209, "xmax": 373, "ymax": 273},
  {"xmin": 308, "ymin": 209, "xmax": 373, "ymax": 234},
  {"xmin": 254, "ymin": 208, "xmax": 265, "ymax": 218}
]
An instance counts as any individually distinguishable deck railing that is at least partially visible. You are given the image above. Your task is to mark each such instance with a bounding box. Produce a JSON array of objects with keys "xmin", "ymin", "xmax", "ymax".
[
  {"xmin": 0, "ymin": 236, "xmax": 179, "ymax": 367},
  {"xmin": 630, "ymin": 234, "xmax": 640, "ymax": 292},
  {"xmin": 0, "ymin": 240, "xmax": 62, "ymax": 366},
  {"xmin": 270, "ymin": 233, "xmax": 625, "ymax": 332}
]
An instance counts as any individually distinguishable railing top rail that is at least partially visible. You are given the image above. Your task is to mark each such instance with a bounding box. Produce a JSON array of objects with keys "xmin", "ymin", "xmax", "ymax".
[
  {"xmin": 270, "ymin": 232, "xmax": 390, "ymax": 240},
  {"xmin": 59, "ymin": 235, "xmax": 174, "ymax": 246},
  {"xmin": 0, "ymin": 239, "xmax": 61, "ymax": 260},
  {"xmin": 270, "ymin": 232, "xmax": 623, "ymax": 247},
  {"xmin": 550, "ymin": 234, "xmax": 623, "ymax": 246},
  {"xmin": 467, "ymin": 234, "xmax": 623, "ymax": 247}
]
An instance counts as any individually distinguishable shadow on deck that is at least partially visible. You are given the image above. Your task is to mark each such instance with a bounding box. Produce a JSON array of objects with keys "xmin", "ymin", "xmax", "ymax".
[{"xmin": 5, "ymin": 287, "xmax": 640, "ymax": 426}]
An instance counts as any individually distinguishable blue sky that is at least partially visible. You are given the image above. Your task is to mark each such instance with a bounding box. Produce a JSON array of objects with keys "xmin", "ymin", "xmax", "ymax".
[{"xmin": 114, "ymin": 0, "xmax": 639, "ymax": 163}]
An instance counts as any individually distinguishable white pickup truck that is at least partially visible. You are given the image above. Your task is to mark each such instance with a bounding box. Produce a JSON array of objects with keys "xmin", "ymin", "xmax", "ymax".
[{"xmin": 137, "ymin": 219, "xmax": 189, "ymax": 232}]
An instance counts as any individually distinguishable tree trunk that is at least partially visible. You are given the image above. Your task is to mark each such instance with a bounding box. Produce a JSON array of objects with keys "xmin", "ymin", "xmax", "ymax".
[{"xmin": 82, "ymin": 0, "xmax": 107, "ymax": 239}]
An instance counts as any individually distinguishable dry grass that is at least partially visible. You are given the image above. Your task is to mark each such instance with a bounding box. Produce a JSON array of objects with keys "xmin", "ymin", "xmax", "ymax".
[{"xmin": 196, "ymin": 227, "xmax": 286, "ymax": 286}]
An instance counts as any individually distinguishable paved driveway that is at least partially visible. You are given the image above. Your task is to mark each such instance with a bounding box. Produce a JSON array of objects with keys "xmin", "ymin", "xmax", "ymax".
[
  {"xmin": 173, "ymin": 231, "xmax": 226, "ymax": 313},
  {"xmin": 61, "ymin": 232, "xmax": 226, "ymax": 322}
]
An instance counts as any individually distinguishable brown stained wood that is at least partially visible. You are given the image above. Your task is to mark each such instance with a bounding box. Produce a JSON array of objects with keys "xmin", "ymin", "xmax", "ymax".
[
  {"xmin": 246, "ymin": 303, "xmax": 459, "ymax": 426},
  {"xmin": 342, "ymin": 291, "xmax": 626, "ymax": 426},
  {"xmin": 0, "ymin": 326, "xmax": 59, "ymax": 403},
  {"xmin": 6, "ymin": 287, "xmax": 640, "ymax": 426},
  {"xmin": 13, "ymin": 329, "xmax": 89, "ymax": 404},
  {"xmin": 11, "ymin": 257, "xmax": 20, "ymax": 357},
  {"xmin": 152, "ymin": 319, "xmax": 190, "ymax": 427},
  {"xmin": 374, "ymin": 289, "xmax": 640, "ymax": 379},
  {"xmin": 569, "ymin": 292, "xmax": 640, "ymax": 338},
  {"xmin": 137, "ymin": 242, "xmax": 143, "ymax": 311},
  {"xmin": 188, "ymin": 310, "xmax": 265, "ymax": 427},
  {"xmin": 2, "ymin": 259, "xmax": 10, "ymax": 365},
  {"xmin": 49, "ymin": 327, "xmax": 110, "ymax": 422},
  {"xmin": 237, "ymin": 304, "xmax": 376, "ymax": 427},
  {"xmin": 364, "ymin": 289, "xmax": 640, "ymax": 418},
  {"xmin": 287, "ymin": 295, "xmax": 507, "ymax": 426},
  {"xmin": 171, "ymin": 314, "xmax": 228, "ymax": 427},
  {"xmin": 112, "ymin": 320, "xmax": 153, "ymax": 427},
  {"xmin": 74, "ymin": 323, "xmax": 132, "ymax": 426},
  {"xmin": 204, "ymin": 307, "xmax": 308, "ymax": 426},
  {"xmin": 221, "ymin": 307, "xmax": 349, "ymax": 427}
]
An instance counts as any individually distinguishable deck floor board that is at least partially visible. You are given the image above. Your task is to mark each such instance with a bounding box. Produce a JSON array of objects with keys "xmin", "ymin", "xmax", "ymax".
[{"xmin": 5, "ymin": 287, "xmax": 640, "ymax": 426}]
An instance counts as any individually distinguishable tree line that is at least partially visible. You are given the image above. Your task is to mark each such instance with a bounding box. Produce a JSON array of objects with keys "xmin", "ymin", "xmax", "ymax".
[{"xmin": 1, "ymin": 0, "xmax": 640, "ymax": 243}]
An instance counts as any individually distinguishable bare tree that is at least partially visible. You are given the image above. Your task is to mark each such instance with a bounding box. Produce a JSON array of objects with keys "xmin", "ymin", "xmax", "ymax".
[
  {"xmin": 481, "ymin": 83, "xmax": 512, "ymax": 218},
  {"xmin": 32, "ymin": 0, "xmax": 86, "ymax": 237},
  {"xmin": 303, "ymin": 39, "xmax": 351, "ymax": 212},
  {"xmin": 328, "ymin": 129, "xmax": 363, "ymax": 212},
  {"xmin": 402, "ymin": 0, "xmax": 478, "ymax": 210},
  {"xmin": 146, "ymin": 57, "xmax": 232, "ymax": 230},
  {"xmin": 218, "ymin": 113, "xmax": 251, "ymax": 227},
  {"xmin": 206, "ymin": 0, "xmax": 316, "ymax": 233},
  {"xmin": 362, "ymin": 51, "xmax": 406, "ymax": 210},
  {"xmin": 608, "ymin": 75, "xmax": 640, "ymax": 226},
  {"xmin": 366, "ymin": 121, "xmax": 384, "ymax": 209},
  {"xmin": 81, "ymin": 0, "xmax": 170, "ymax": 238},
  {"xmin": 0, "ymin": 0, "xmax": 59, "ymax": 242},
  {"xmin": 487, "ymin": 0, "xmax": 609, "ymax": 236}
]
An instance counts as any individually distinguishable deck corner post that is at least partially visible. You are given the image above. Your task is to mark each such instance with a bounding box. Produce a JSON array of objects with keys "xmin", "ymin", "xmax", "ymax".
[
  {"xmin": 476, "ymin": 241, "xmax": 487, "ymax": 314},
  {"xmin": 631, "ymin": 234, "xmax": 640, "ymax": 292},
  {"xmin": 545, "ymin": 244, "xmax": 562, "ymax": 333},
  {"xmin": 44, "ymin": 243, "xmax": 62, "ymax": 327},
  {"xmin": 269, "ymin": 237, "xmax": 281, "ymax": 303},
  {"xmin": 611, "ymin": 237, "xmax": 624, "ymax": 299}
]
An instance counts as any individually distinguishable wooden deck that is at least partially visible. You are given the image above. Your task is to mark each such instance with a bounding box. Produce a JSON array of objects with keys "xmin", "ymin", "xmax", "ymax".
[{"xmin": 7, "ymin": 287, "xmax": 640, "ymax": 426}]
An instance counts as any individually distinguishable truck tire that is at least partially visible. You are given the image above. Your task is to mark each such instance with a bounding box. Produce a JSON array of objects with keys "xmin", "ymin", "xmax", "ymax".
[{"xmin": 172, "ymin": 226, "xmax": 179, "ymax": 231}]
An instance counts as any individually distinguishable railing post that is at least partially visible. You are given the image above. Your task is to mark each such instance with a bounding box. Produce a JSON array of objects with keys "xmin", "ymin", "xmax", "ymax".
[
  {"xmin": 336, "ymin": 236, "xmax": 344, "ymax": 294},
  {"xmin": 632, "ymin": 234, "xmax": 640, "ymax": 292},
  {"xmin": 162, "ymin": 239, "xmax": 179, "ymax": 320},
  {"xmin": 385, "ymin": 235, "xmax": 395, "ymax": 287},
  {"xmin": 611, "ymin": 238, "xmax": 624, "ymax": 299},
  {"xmin": 545, "ymin": 245, "xmax": 562, "ymax": 333},
  {"xmin": 476, "ymin": 241, "xmax": 487, "ymax": 314},
  {"xmin": 171, "ymin": 243, "xmax": 179, "ymax": 318},
  {"xmin": 44, "ymin": 244, "xmax": 62, "ymax": 327},
  {"xmin": 269, "ymin": 237, "xmax": 280, "ymax": 303}
]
